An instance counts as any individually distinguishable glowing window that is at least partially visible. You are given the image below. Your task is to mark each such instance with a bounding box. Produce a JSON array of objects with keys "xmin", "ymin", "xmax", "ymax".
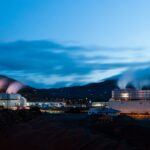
[{"xmin": 121, "ymin": 93, "xmax": 129, "ymax": 98}]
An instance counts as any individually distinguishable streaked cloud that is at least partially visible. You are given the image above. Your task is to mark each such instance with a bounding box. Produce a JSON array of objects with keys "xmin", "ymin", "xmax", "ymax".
[{"xmin": 0, "ymin": 40, "xmax": 148, "ymax": 88}]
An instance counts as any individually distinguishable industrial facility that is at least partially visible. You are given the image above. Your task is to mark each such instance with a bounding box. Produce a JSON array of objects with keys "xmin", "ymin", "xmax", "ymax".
[
  {"xmin": 112, "ymin": 89, "xmax": 150, "ymax": 101},
  {"xmin": 0, "ymin": 93, "xmax": 27, "ymax": 109},
  {"xmin": 108, "ymin": 89, "xmax": 150, "ymax": 114}
]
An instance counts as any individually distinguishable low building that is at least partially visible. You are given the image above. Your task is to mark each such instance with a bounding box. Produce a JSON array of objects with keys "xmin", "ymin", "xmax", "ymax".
[
  {"xmin": 28, "ymin": 101, "xmax": 66, "ymax": 109},
  {"xmin": 91, "ymin": 102, "xmax": 107, "ymax": 107}
]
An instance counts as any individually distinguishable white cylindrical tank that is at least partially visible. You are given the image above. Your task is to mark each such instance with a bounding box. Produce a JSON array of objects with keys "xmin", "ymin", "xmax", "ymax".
[{"xmin": 20, "ymin": 97, "xmax": 27, "ymax": 107}]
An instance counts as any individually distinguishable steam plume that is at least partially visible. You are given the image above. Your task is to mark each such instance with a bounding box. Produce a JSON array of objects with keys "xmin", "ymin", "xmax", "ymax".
[
  {"xmin": 117, "ymin": 67, "xmax": 150, "ymax": 89},
  {"xmin": 131, "ymin": 79, "xmax": 150, "ymax": 89},
  {"xmin": 6, "ymin": 82, "xmax": 25, "ymax": 94},
  {"xmin": 117, "ymin": 70, "xmax": 133, "ymax": 89}
]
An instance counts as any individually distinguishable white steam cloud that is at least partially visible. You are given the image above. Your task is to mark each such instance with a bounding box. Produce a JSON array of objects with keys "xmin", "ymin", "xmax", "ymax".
[
  {"xmin": 131, "ymin": 80, "xmax": 150, "ymax": 90},
  {"xmin": 6, "ymin": 82, "xmax": 25, "ymax": 94},
  {"xmin": 117, "ymin": 71, "xmax": 133, "ymax": 89},
  {"xmin": 117, "ymin": 67, "xmax": 150, "ymax": 89}
]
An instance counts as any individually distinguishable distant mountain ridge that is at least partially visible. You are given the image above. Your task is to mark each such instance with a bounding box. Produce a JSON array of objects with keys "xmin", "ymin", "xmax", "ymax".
[
  {"xmin": 21, "ymin": 79, "xmax": 118, "ymax": 101},
  {"xmin": 2, "ymin": 75, "xmax": 150, "ymax": 102},
  {"xmin": 0, "ymin": 75, "xmax": 118, "ymax": 101}
]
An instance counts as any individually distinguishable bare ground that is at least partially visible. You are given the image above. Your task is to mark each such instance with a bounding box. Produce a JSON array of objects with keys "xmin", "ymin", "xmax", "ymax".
[{"xmin": 0, "ymin": 112, "xmax": 149, "ymax": 150}]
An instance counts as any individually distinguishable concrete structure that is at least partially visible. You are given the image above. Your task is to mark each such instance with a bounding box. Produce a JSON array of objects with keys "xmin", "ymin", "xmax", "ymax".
[
  {"xmin": 108, "ymin": 100, "xmax": 150, "ymax": 114},
  {"xmin": 0, "ymin": 93, "xmax": 27, "ymax": 109}
]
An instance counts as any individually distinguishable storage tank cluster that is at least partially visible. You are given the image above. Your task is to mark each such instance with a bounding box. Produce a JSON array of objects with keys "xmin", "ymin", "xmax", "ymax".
[{"xmin": 0, "ymin": 93, "xmax": 27, "ymax": 109}]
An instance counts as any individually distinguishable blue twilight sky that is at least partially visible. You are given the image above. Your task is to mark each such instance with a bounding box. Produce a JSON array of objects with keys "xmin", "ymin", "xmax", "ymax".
[{"xmin": 0, "ymin": 0, "xmax": 150, "ymax": 88}]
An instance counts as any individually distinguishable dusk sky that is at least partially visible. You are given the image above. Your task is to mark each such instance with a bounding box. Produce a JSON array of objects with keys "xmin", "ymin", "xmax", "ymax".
[{"xmin": 0, "ymin": 0, "xmax": 150, "ymax": 88}]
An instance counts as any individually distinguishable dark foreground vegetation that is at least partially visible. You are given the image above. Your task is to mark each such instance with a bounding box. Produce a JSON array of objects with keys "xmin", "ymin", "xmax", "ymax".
[{"xmin": 0, "ymin": 111, "xmax": 149, "ymax": 150}]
